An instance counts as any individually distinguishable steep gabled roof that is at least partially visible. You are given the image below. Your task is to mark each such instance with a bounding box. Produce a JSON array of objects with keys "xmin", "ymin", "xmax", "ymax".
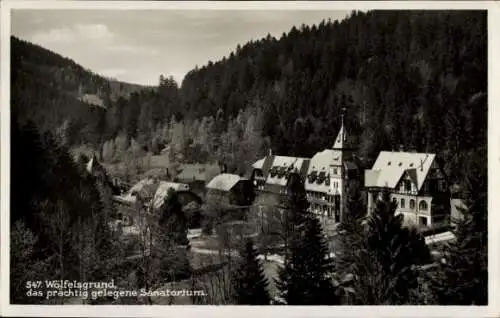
[
  {"xmin": 252, "ymin": 158, "xmax": 265, "ymax": 169},
  {"xmin": 333, "ymin": 123, "xmax": 347, "ymax": 149},
  {"xmin": 364, "ymin": 151, "xmax": 435, "ymax": 190},
  {"xmin": 265, "ymin": 156, "xmax": 310, "ymax": 186},
  {"xmin": 206, "ymin": 173, "xmax": 246, "ymax": 192},
  {"xmin": 332, "ymin": 122, "xmax": 356, "ymax": 150}
]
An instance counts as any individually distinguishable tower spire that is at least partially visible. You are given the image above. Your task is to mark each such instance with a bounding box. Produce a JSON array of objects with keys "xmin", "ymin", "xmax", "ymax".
[
  {"xmin": 340, "ymin": 107, "xmax": 346, "ymax": 128},
  {"xmin": 333, "ymin": 107, "xmax": 347, "ymax": 149}
]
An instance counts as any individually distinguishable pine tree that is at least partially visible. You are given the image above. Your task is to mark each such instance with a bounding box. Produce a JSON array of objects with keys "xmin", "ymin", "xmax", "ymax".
[
  {"xmin": 430, "ymin": 148, "xmax": 487, "ymax": 305},
  {"xmin": 280, "ymin": 172, "xmax": 311, "ymax": 255},
  {"xmin": 276, "ymin": 216, "xmax": 337, "ymax": 305},
  {"xmin": 336, "ymin": 183, "xmax": 365, "ymax": 283},
  {"xmin": 275, "ymin": 173, "xmax": 337, "ymax": 305},
  {"xmin": 351, "ymin": 191, "xmax": 431, "ymax": 305},
  {"xmin": 232, "ymin": 238, "xmax": 271, "ymax": 305}
]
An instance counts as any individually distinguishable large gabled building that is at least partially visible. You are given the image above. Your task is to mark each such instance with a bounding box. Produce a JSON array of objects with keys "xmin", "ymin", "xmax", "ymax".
[
  {"xmin": 251, "ymin": 115, "xmax": 360, "ymax": 223},
  {"xmin": 364, "ymin": 151, "xmax": 451, "ymax": 228},
  {"xmin": 304, "ymin": 121, "xmax": 359, "ymax": 222}
]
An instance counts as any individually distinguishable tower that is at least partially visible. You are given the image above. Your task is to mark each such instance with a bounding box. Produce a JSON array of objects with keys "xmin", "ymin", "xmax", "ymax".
[{"xmin": 329, "ymin": 107, "xmax": 355, "ymax": 222}]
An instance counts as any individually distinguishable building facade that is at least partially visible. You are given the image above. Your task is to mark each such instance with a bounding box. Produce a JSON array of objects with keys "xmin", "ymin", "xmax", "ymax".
[
  {"xmin": 206, "ymin": 173, "xmax": 255, "ymax": 207},
  {"xmin": 251, "ymin": 117, "xmax": 359, "ymax": 223},
  {"xmin": 364, "ymin": 151, "xmax": 451, "ymax": 229},
  {"xmin": 304, "ymin": 121, "xmax": 358, "ymax": 222}
]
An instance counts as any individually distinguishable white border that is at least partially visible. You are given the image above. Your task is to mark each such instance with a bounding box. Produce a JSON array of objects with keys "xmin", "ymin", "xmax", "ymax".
[{"xmin": 1, "ymin": 1, "xmax": 499, "ymax": 317}]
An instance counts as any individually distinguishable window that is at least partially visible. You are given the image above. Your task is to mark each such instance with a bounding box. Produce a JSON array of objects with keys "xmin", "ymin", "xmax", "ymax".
[
  {"xmin": 400, "ymin": 198, "xmax": 405, "ymax": 208},
  {"xmin": 410, "ymin": 199, "xmax": 415, "ymax": 209},
  {"xmin": 419, "ymin": 216, "xmax": 428, "ymax": 226},
  {"xmin": 419, "ymin": 200, "xmax": 428, "ymax": 211},
  {"xmin": 392, "ymin": 198, "xmax": 398, "ymax": 206},
  {"xmin": 334, "ymin": 168, "xmax": 338, "ymax": 175},
  {"xmin": 404, "ymin": 180, "xmax": 412, "ymax": 192},
  {"xmin": 388, "ymin": 161, "xmax": 391, "ymax": 166}
]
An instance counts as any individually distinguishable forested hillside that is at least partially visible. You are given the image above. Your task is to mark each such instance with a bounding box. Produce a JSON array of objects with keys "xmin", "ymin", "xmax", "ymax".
[
  {"xmin": 178, "ymin": 10, "xmax": 486, "ymax": 184},
  {"xmin": 11, "ymin": 36, "xmax": 156, "ymax": 146},
  {"xmin": 11, "ymin": 10, "xmax": 486, "ymax": 185}
]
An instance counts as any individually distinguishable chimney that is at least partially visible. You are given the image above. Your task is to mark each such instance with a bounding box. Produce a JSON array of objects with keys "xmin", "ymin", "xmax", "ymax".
[
  {"xmin": 268, "ymin": 148, "xmax": 273, "ymax": 157},
  {"xmin": 399, "ymin": 144, "xmax": 404, "ymax": 152}
]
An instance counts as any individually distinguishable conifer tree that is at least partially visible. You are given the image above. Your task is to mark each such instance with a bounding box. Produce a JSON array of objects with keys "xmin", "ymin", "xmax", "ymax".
[
  {"xmin": 351, "ymin": 191, "xmax": 430, "ymax": 305},
  {"xmin": 336, "ymin": 183, "xmax": 366, "ymax": 281},
  {"xmin": 279, "ymin": 172, "xmax": 311, "ymax": 257},
  {"xmin": 276, "ymin": 216, "xmax": 337, "ymax": 305},
  {"xmin": 276, "ymin": 173, "xmax": 337, "ymax": 305},
  {"xmin": 232, "ymin": 238, "xmax": 271, "ymax": 305},
  {"xmin": 430, "ymin": 148, "xmax": 487, "ymax": 305}
]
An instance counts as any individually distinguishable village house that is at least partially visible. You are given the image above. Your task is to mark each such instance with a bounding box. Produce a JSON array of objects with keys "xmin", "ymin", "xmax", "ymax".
[
  {"xmin": 112, "ymin": 178, "xmax": 202, "ymax": 226},
  {"xmin": 364, "ymin": 150, "xmax": 451, "ymax": 229},
  {"xmin": 206, "ymin": 173, "xmax": 255, "ymax": 207}
]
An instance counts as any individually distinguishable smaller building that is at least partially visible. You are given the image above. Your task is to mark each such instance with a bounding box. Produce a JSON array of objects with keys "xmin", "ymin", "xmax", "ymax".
[
  {"xmin": 113, "ymin": 178, "xmax": 200, "ymax": 213},
  {"xmin": 206, "ymin": 173, "xmax": 255, "ymax": 207},
  {"xmin": 364, "ymin": 151, "xmax": 451, "ymax": 229}
]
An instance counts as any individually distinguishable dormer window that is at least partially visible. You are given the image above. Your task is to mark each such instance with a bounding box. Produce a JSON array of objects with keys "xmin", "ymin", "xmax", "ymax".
[
  {"xmin": 316, "ymin": 171, "xmax": 326, "ymax": 184},
  {"xmin": 269, "ymin": 167, "xmax": 278, "ymax": 178},
  {"xmin": 276, "ymin": 167, "xmax": 286, "ymax": 178},
  {"xmin": 308, "ymin": 171, "xmax": 318, "ymax": 183}
]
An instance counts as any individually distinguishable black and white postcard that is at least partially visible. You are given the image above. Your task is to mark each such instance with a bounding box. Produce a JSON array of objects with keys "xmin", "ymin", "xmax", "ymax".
[{"xmin": 1, "ymin": 1, "xmax": 498, "ymax": 317}]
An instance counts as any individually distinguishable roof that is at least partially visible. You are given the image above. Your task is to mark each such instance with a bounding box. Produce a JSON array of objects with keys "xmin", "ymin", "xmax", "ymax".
[
  {"xmin": 152, "ymin": 181, "xmax": 190, "ymax": 209},
  {"xmin": 114, "ymin": 178, "xmax": 190, "ymax": 209},
  {"xmin": 265, "ymin": 156, "xmax": 310, "ymax": 187},
  {"xmin": 425, "ymin": 231, "xmax": 456, "ymax": 245},
  {"xmin": 333, "ymin": 123, "xmax": 347, "ymax": 149},
  {"xmin": 364, "ymin": 151, "xmax": 435, "ymax": 190},
  {"xmin": 252, "ymin": 158, "xmax": 265, "ymax": 169},
  {"xmin": 176, "ymin": 163, "xmax": 221, "ymax": 182},
  {"xmin": 304, "ymin": 149, "xmax": 358, "ymax": 194},
  {"xmin": 332, "ymin": 122, "xmax": 355, "ymax": 150},
  {"xmin": 206, "ymin": 173, "xmax": 246, "ymax": 192}
]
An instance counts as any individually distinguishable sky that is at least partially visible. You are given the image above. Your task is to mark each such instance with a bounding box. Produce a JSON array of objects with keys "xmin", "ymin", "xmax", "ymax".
[{"xmin": 11, "ymin": 9, "xmax": 348, "ymax": 86}]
